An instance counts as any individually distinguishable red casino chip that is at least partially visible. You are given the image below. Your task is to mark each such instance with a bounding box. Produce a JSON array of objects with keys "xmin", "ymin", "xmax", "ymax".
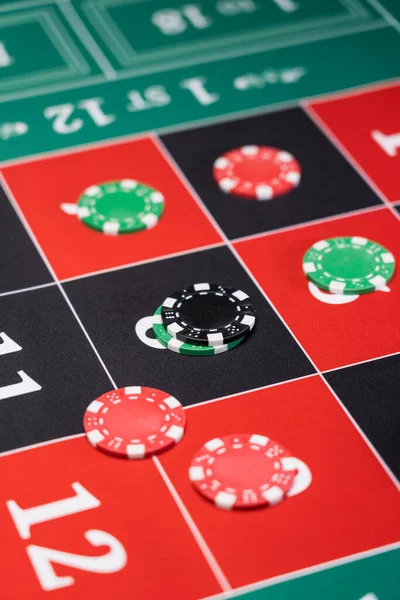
[
  {"xmin": 189, "ymin": 433, "xmax": 297, "ymax": 510},
  {"xmin": 83, "ymin": 386, "xmax": 186, "ymax": 459},
  {"xmin": 213, "ymin": 145, "xmax": 301, "ymax": 200}
]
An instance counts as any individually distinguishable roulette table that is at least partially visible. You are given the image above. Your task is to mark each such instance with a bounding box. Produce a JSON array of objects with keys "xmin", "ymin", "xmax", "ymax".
[{"xmin": 0, "ymin": 0, "xmax": 399, "ymax": 598}]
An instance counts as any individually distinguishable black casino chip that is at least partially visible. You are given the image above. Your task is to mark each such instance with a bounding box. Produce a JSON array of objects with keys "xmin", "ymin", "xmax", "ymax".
[{"xmin": 161, "ymin": 283, "xmax": 256, "ymax": 346}]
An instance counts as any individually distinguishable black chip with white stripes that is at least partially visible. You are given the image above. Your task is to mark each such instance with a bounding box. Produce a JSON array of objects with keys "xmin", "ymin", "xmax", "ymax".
[{"xmin": 160, "ymin": 283, "xmax": 256, "ymax": 347}]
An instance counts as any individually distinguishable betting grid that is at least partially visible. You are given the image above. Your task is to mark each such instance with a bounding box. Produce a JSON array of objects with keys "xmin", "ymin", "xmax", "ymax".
[
  {"xmin": 0, "ymin": 81, "xmax": 395, "ymax": 600},
  {"xmin": 0, "ymin": 0, "xmax": 396, "ymax": 600}
]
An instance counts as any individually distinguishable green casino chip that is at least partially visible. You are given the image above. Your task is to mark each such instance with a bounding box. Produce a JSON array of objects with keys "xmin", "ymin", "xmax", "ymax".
[
  {"xmin": 77, "ymin": 180, "xmax": 165, "ymax": 234},
  {"xmin": 303, "ymin": 236, "xmax": 395, "ymax": 294},
  {"xmin": 152, "ymin": 306, "xmax": 245, "ymax": 356}
]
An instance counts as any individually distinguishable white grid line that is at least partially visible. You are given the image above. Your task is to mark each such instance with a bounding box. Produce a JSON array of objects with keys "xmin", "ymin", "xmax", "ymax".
[
  {"xmin": 303, "ymin": 103, "xmax": 400, "ymax": 224},
  {"xmin": 231, "ymin": 203, "xmax": 386, "ymax": 244},
  {"xmin": 0, "ymin": 281, "xmax": 56, "ymax": 298},
  {"xmin": 201, "ymin": 541, "xmax": 400, "ymax": 600},
  {"xmin": 81, "ymin": 0, "xmax": 376, "ymax": 66},
  {"xmin": 60, "ymin": 241, "xmax": 225, "ymax": 285},
  {"xmin": 0, "ymin": 18, "xmax": 390, "ymax": 103},
  {"xmin": 56, "ymin": 0, "xmax": 117, "ymax": 79},
  {"xmin": 323, "ymin": 350, "xmax": 400, "ymax": 374},
  {"xmin": 365, "ymin": 0, "xmax": 400, "ymax": 34},
  {"xmin": 0, "ymin": 8, "xmax": 92, "ymax": 91},
  {"xmin": 184, "ymin": 373, "xmax": 318, "ymax": 411},
  {"xmin": 153, "ymin": 457, "xmax": 232, "ymax": 592},
  {"xmin": 0, "ymin": 174, "xmax": 230, "ymax": 594},
  {"xmin": 0, "ymin": 436, "xmax": 231, "ymax": 589},
  {"xmin": 0, "ymin": 173, "xmax": 119, "ymax": 389},
  {"xmin": 151, "ymin": 134, "xmax": 400, "ymax": 492},
  {"xmin": 3, "ymin": 343, "xmax": 400, "ymax": 456},
  {"xmin": 0, "ymin": 0, "xmax": 58, "ymax": 12},
  {"xmin": 0, "ymin": 60, "xmax": 398, "ymax": 595},
  {"xmin": 0, "ymin": 202, "xmax": 388, "ymax": 300},
  {"xmin": 0, "ymin": 432, "xmax": 85, "ymax": 458},
  {"xmin": 322, "ymin": 372, "xmax": 399, "ymax": 488},
  {"xmin": 0, "ymin": 242, "xmax": 225, "ymax": 298},
  {"xmin": 1, "ymin": 77, "xmax": 399, "ymax": 169}
]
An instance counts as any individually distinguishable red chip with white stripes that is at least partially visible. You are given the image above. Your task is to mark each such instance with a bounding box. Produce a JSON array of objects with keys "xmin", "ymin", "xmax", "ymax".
[
  {"xmin": 83, "ymin": 386, "xmax": 186, "ymax": 459},
  {"xmin": 189, "ymin": 433, "xmax": 298, "ymax": 510},
  {"xmin": 213, "ymin": 145, "xmax": 301, "ymax": 200}
]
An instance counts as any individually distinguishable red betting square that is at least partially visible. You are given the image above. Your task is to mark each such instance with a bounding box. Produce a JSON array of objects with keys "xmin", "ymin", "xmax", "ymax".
[
  {"xmin": 1, "ymin": 137, "xmax": 221, "ymax": 280},
  {"xmin": 159, "ymin": 376, "xmax": 400, "ymax": 589},
  {"xmin": 235, "ymin": 208, "xmax": 400, "ymax": 371},
  {"xmin": 308, "ymin": 82, "xmax": 400, "ymax": 202},
  {"xmin": 0, "ymin": 437, "xmax": 221, "ymax": 599}
]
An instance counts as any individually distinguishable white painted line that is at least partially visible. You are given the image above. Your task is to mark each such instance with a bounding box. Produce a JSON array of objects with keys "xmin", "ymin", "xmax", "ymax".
[
  {"xmin": 153, "ymin": 457, "xmax": 232, "ymax": 593},
  {"xmin": 0, "ymin": 433, "xmax": 85, "ymax": 458},
  {"xmin": 56, "ymin": 0, "xmax": 117, "ymax": 80},
  {"xmin": 2, "ymin": 341, "xmax": 400, "ymax": 456},
  {"xmin": 0, "ymin": 0, "xmax": 55, "ymax": 13},
  {"xmin": 0, "ymin": 20, "xmax": 389, "ymax": 103},
  {"xmin": 324, "ymin": 350, "xmax": 400, "ymax": 374},
  {"xmin": 0, "ymin": 170, "xmax": 231, "ymax": 590},
  {"xmin": 309, "ymin": 76, "xmax": 400, "ymax": 106},
  {"xmin": 232, "ymin": 204, "xmax": 386, "ymax": 244},
  {"xmin": 200, "ymin": 542, "xmax": 400, "ymax": 600},
  {"xmin": 0, "ymin": 172, "xmax": 118, "ymax": 389},
  {"xmin": 60, "ymin": 242, "xmax": 225, "ymax": 285},
  {"xmin": 0, "ymin": 281, "xmax": 56, "ymax": 298},
  {"xmin": 1, "ymin": 76, "xmax": 399, "ymax": 170},
  {"xmin": 365, "ymin": 0, "xmax": 400, "ymax": 34},
  {"xmin": 184, "ymin": 373, "xmax": 319, "ymax": 412},
  {"xmin": 303, "ymin": 103, "xmax": 400, "ymax": 223},
  {"xmin": 152, "ymin": 133, "xmax": 400, "ymax": 491}
]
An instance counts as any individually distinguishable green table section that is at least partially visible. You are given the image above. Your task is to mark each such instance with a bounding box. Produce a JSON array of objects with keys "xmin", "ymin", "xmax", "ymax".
[
  {"xmin": 0, "ymin": 1, "xmax": 399, "ymax": 599},
  {"xmin": 1, "ymin": 0, "xmax": 400, "ymax": 162},
  {"xmin": 73, "ymin": 0, "xmax": 376, "ymax": 68},
  {"xmin": 227, "ymin": 547, "xmax": 400, "ymax": 600}
]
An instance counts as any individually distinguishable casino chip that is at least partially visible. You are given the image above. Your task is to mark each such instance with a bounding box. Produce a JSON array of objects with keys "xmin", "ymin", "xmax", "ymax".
[
  {"xmin": 213, "ymin": 145, "xmax": 301, "ymax": 200},
  {"xmin": 153, "ymin": 306, "xmax": 245, "ymax": 355},
  {"xmin": 161, "ymin": 283, "xmax": 256, "ymax": 346},
  {"xmin": 83, "ymin": 386, "xmax": 186, "ymax": 458},
  {"xmin": 189, "ymin": 433, "xmax": 297, "ymax": 510},
  {"xmin": 303, "ymin": 237, "xmax": 395, "ymax": 294},
  {"xmin": 76, "ymin": 180, "xmax": 165, "ymax": 234}
]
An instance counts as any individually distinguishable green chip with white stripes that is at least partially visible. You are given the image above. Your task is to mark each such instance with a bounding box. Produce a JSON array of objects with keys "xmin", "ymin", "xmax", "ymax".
[
  {"xmin": 77, "ymin": 180, "xmax": 165, "ymax": 235},
  {"xmin": 152, "ymin": 306, "xmax": 245, "ymax": 356},
  {"xmin": 303, "ymin": 236, "xmax": 395, "ymax": 294}
]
